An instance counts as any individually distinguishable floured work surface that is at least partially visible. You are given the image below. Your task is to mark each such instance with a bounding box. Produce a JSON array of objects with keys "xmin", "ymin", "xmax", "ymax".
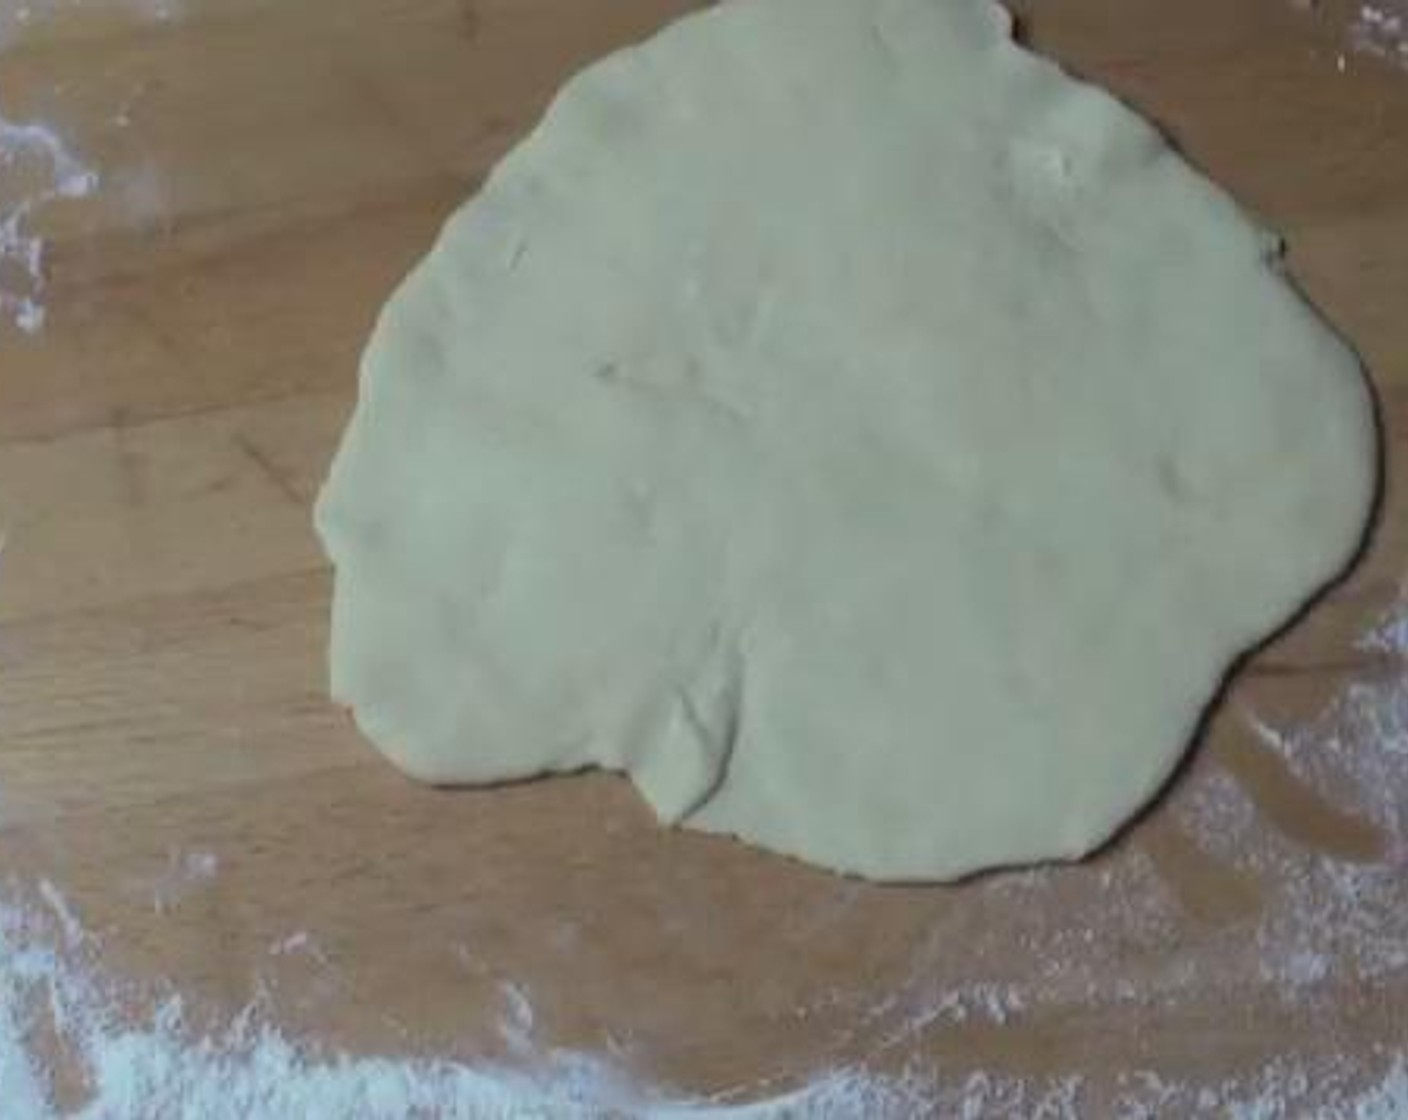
[{"xmin": 0, "ymin": 0, "xmax": 1405, "ymax": 1115}]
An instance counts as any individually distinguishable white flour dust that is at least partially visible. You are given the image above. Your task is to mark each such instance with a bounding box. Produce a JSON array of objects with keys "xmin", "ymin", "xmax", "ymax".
[
  {"xmin": 1292, "ymin": 0, "xmax": 1408, "ymax": 69},
  {"xmin": 1234, "ymin": 598, "xmax": 1408, "ymax": 988},
  {"xmin": 0, "ymin": 881, "xmax": 933, "ymax": 1119},
  {"xmin": 1351, "ymin": 1, "xmax": 1408, "ymax": 66},
  {"xmin": 0, "ymin": 117, "xmax": 97, "ymax": 334},
  {"xmin": 148, "ymin": 851, "xmax": 219, "ymax": 915},
  {"xmin": 0, "ymin": 0, "xmax": 184, "ymax": 334},
  {"xmin": 2, "ymin": 877, "xmax": 1406, "ymax": 1120}
]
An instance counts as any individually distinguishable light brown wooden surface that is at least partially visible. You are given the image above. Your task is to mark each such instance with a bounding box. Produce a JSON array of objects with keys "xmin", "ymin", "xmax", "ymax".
[{"xmin": 1, "ymin": 0, "xmax": 1406, "ymax": 1110}]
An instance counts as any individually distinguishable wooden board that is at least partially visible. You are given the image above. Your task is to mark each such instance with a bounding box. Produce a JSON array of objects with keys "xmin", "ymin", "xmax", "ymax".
[{"xmin": 1, "ymin": 0, "xmax": 1406, "ymax": 1110}]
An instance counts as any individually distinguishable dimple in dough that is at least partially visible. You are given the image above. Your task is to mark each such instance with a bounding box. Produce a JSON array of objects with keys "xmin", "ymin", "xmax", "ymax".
[{"xmin": 315, "ymin": 0, "xmax": 1377, "ymax": 881}]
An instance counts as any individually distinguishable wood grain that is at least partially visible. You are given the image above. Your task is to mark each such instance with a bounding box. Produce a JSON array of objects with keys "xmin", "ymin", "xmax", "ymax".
[{"xmin": 1, "ymin": 0, "xmax": 1404, "ymax": 1105}]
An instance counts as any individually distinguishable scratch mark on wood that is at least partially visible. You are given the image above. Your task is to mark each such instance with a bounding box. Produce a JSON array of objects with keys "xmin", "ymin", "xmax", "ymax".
[{"xmin": 231, "ymin": 432, "xmax": 303, "ymax": 509}]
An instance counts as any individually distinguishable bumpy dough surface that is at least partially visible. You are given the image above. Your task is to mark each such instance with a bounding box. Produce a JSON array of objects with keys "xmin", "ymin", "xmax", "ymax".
[{"xmin": 315, "ymin": 0, "xmax": 1377, "ymax": 880}]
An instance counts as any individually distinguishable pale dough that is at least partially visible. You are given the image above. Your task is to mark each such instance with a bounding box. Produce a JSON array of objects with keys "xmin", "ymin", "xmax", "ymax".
[{"xmin": 315, "ymin": 0, "xmax": 1377, "ymax": 880}]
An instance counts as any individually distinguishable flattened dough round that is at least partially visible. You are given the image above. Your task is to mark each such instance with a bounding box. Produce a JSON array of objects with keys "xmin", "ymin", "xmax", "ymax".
[{"xmin": 315, "ymin": 0, "xmax": 1376, "ymax": 880}]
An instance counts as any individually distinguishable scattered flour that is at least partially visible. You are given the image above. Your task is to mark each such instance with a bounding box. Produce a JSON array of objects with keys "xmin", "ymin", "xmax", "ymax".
[
  {"xmin": 147, "ymin": 851, "xmax": 220, "ymax": 915},
  {"xmin": 0, "ymin": 0, "xmax": 185, "ymax": 334},
  {"xmin": 1106, "ymin": 1057, "xmax": 1408, "ymax": 1120},
  {"xmin": 12, "ymin": 878, "xmax": 1398, "ymax": 1120},
  {"xmin": 1291, "ymin": 0, "xmax": 1408, "ymax": 69},
  {"xmin": 1233, "ymin": 599, "xmax": 1408, "ymax": 987},
  {"xmin": 0, "ymin": 908, "xmax": 1398, "ymax": 1120},
  {"xmin": 267, "ymin": 933, "xmax": 312, "ymax": 958},
  {"xmin": 1351, "ymin": 1, "xmax": 1408, "ymax": 66},
  {"xmin": 1361, "ymin": 597, "xmax": 1408, "ymax": 660},
  {"xmin": 0, "ymin": 881, "xmax": 936, "ymax": 1119},
  {"xmin": 0, "ymin": 118, "xmax": 98, "ymax": 334}
]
